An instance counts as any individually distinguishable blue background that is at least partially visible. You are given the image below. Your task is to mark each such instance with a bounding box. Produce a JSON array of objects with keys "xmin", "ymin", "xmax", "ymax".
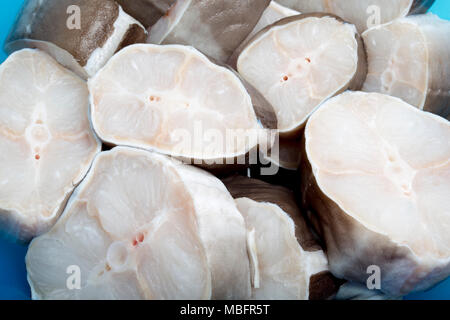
[{"xmin": 0, "ymin": 0, "xmax": 449, "ymax": 300}]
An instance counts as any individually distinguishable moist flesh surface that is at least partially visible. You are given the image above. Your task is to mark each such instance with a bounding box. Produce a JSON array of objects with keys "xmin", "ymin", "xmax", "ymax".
[
  {"xmin": 89, "ymin": 44, "xmax": 260, "ymax": 162},
  {"xmin": 26, "ymin": 147, "xmax": 251, "ymax": 299},
  {"xmin": 236, "ymin": 198, "xmax": 328, "ymax": 299},
  {"xmin": 363, "ymin": 14, "xmax": 450, "ymax": 119},
  {"xmin": 0, "ymin": 49, "xmax": 100, "ymax": 242},
  {"xmin": 277, "ymin": 0, "xmax": 426, "ymax": 33},
  {"xmin": 237, "ymin": 16, "xmax": 359, "ymax": 134},
  {"xmin": 303, "ymin": 91, "xmax": 450, "ymax": 295}
]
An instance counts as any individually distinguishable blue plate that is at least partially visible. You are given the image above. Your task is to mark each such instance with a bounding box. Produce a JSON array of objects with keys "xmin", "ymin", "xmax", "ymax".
[{"xmin": 0, "ymin": 0, "xmax": 449, "ymax": 300}]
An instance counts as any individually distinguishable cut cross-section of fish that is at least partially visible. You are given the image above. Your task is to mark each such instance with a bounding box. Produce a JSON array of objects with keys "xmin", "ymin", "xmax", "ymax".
[
  {"xmin": 300, "ymin": 91, "xmax": 450, "ymax": 296},
  {"xmin": 5, "ymin": 0, "xmax": 147, "ymax": 79},
  {"xmin": 362, "ymin": 14, "xmax": 450, "ymax": 120},
  {"xmin": 236, "ymin": 14, "xmax": 366, "ymax": 137},
  {"xmin": 116, "ymin": 0, "xmax": 175, "ymax": 29},
  {"xmin": 0, "ymin": 49, "xmax": 101, "ymax": 243},
  {"xmin": 277, "ymin": 0, "xmax": 435, "ymax": 33},
  {"xmin": 147, "ymin": 0, "xmax": 271, "ymax": 63},
  {"xmin": 89, "ymin": 44, "xmax": 275, "ymax": 170},
  {"xmin": 26, "ymin": 147, "xmax": 251, "ymax": 300},
  {"xmin": 223, "ymin": 176, "xmax": 343, "ymax": 300}
]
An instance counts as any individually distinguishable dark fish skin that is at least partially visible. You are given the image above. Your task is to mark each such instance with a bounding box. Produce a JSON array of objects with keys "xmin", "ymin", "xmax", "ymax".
[
  {"xmin": 410, "ymin": 0, "xmax": 436, "ymax": 14},
  {"xmin": 152, "ymin": 0, "xmax": 271, "ymax": 62},
  {"xmin": 223, "ymin": 175, "xmax": 322, "ymax": 253},
  {"xmin": 116, "ymin": 0, "xmax": 175, "ymax": 28},
  {"xmin": 222, "ymin": 175, "xmax": 345, "ymax": 300},
  {"xmin": 6, "ymin": 0, "xmax": 120, "ymax": 67},
  {"xmin": 5, "ymin": 0, "xmax": 147, "ymax": 78}
]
